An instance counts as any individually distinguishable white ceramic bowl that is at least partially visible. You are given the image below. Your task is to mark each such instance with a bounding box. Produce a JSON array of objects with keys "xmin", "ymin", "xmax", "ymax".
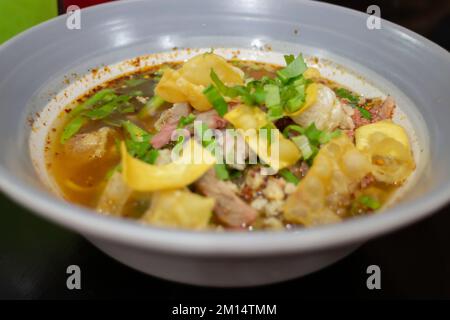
[{"xmin": 1, "ymin": 0, "xmax": 450, "ymax": 286}]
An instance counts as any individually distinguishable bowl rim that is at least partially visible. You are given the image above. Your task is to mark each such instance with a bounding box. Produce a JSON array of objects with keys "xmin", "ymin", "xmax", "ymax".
[{"xmin": 1, "ymin": 0, "xmax": 450, "ymax": 257}]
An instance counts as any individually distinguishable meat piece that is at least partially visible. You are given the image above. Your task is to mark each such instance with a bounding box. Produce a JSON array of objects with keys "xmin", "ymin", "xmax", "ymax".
[
  {"xmin": 290, "ymin": 161, "xmax": 310, "ymax": 179},
  {"xmin": 352, "ymin": 96, "xmax": 396, "ymax": 129},
  {"xmin": 96, "ymin": 171, "xmax": 132, "ymax": 216},
  {"xmin": 194, "ymin": 169, "xmax": 258, "ymax": 228},
  {"xmin": 151, "ymin": 102, "xmax": 191, "ymax": 148},
  {"xmin": 195, "ymin": 109, "xmax": 227, "ymax": 129},
  {"xmin": 64, "ymin": 127, "xmax": 113, "ymax": 165},
  {"xmin": 377, "ymin": 96, "xmax": 395, "ymax": 120},
  {"xmin": 151, "ymin": 123, "xmax": 178, "ymax": 149},
  {"xmin": 361, "ymin": 173, "xmax": 376, "ymax": 189},
  {"xmin": 274, "ymin": 117, "xmax": 295, "ymax": 132}
]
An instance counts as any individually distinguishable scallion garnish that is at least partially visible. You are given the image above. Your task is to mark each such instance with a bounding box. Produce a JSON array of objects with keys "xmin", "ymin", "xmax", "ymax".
[
  {"xmin": 203, "ymin": 84, "xmax": 228, "ymax": 116},
  {"xmin": 177, "ymin": 114, "xmax": 196, "ymax": 129},
  {"xmin": 214, "ymin": 163, "xmax": 230, "ymax": 180},
  {"xmin": 60, "ymin": 116, "xmax": 86, "ymax": 144},
  {"xmin": 138, "ymin": 95, "xmax": 165, "ymax": 119},
  {"xmin": 358, "ymin": 195, "xmax": 381, "ymax": 210},
  {"xmin": 335, "ymin": 87, "xmax": 372, "ymax": 120},
  {"xmin": 122, "ymin": 120, "xmax": 159, "ymax": 164},
  {"xmin": 279, "ymin": 168, "xmax": 300, "ymax": 185},
  {"xmin": 277, "ymin": 54, "xmax": 308, "ymax": 81}
]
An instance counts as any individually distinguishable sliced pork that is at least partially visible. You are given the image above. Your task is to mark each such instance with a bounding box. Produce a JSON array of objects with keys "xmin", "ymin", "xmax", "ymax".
[
  {"xmin": 194, "ymin": 169, "xmax": 258, "ymax": 228},
  {"xmin": 151, "ymin": 102, "xmax": 191, "ymax": 148}
]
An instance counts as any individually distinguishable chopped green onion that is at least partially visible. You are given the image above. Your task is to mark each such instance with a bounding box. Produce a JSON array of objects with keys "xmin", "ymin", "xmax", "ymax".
[
  {"xmin": 138, "ymin": 95, "xmax": 165, "ymax": 119},
  {"xmin": 123, "ymin": 121, "xmax": 159, "ymax": 164},
  {"xmin": 267, "ymin": 105, "xmax": 284, "ymax": 121},
  {"xmin": 292, "ymin": 135, "xmax": 313, "ymax": 160},
  {"xmin": 60, "ymin": 116, "xmax": 86, "ymax": 144},
  {"xmin": 358, "ymin": 195, "xmax": 381, "ymax": 210},
  {"xmin": 285, "ymin": 85, "xmax": 306, "ymax": 113},
  {"xmin": 283, "ymin": 124, "xmax": 305, "ymax": 137},
  {"xmin": 304, "ymin": 123, "xmax": 322, "ymax": 143},
  {"xmin": 69, "ymin": 89, "xmax": 115, "ymax": 118},
  {"xmin": 122, "ymin": 120, "xmax": 150, "ymax": 142},
  {"xmin": 277, "ymin": 54, "xmax": 308, "ymax": 81},
  {"xmin": 335, "ymin": 88, "xmax": 359, "ymax": 104},
  {"xmin": 214, "ymin": 163, "xmax": 230, "ymax": 180},
  {"xmin": 177, "ymin": 114, "xmax": 196, "ymax": 128},
  {"xmin": 129, "ymin": 90, "xmax": 144, "ymax": 97},
  {"xmin": 125, "ymin": 78, "xmax": 147, "ymax": 87},
  {"xmin": 252, "ymin": 86, "xmax": 266, "ymax": 105},
  {"xmin": 210, "ymin": 70, "xmax": 239, "ymax": 98},
  {"xmin": 85, "ymin": 101, "xmax": 118, "ymax": 120},
  {"xmin": 318, "ymin": 129, "xmax": 341, "ymax": 144},
  {"xmin": 264, "ymin": 84, "xmax": 281, "ymax": 107},
  {"xmin": 283, "ymin": 54, "xmax": 295, "ymax": 65},
  {"xmin": 203, "ymin": 85, "xmax": 228, "ymax": 116},
  {"xmin": 279, "ymin": 168, "xmax": 300, "ymax": 185},
  {"xmin": 358, "ymin": 107, "xmax": 372, "ymax": 120},
  {"xmin": 144, "ymin": 149, "xmax": 159, "ymax": 165},
  {"xmin": 335, "ymin": 88, "xmax": 372, "ymax": 120}
]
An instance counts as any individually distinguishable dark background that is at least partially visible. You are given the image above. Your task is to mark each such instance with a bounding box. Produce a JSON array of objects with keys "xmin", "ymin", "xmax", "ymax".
[{"xmin": 1, "ymin": 0, "xmax": 450, "ymax": 300}]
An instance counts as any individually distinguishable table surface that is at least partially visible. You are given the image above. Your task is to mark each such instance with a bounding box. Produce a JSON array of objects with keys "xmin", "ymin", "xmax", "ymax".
[{"xmin": 1, "ymin": 2, "xmax": 450, "ymax": 300}]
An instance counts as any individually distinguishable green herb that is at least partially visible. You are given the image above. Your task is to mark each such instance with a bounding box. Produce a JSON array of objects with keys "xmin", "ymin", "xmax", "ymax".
[
  {"xmin": 210, "ymin": 70, "xmax": 239, "ymax": 98},
  {"xmin": 335, "ymin": 88, "xmax": 372, "ymax": 120},
  {"xmin": 125, "ymin": 78, "xmax": 147, "ymax": 87},
  {"xmin": 138, "ymin": 95, "xmax": 165, "ymax": 119},
  {"xmin": 119, "ymin": 104, "xmax": 135, "ymax": 114},
  {"xmin": 69, "ymin": 89, "xmax": 116, "ymax": 118},
  {"xmin": 122, "ymin": 121, "xmax": 158, "ymax": 164},
  {"xmin": 123, "ymin": 120, "xmax": 149, "ymax": 142},
  {"xmin": 214, "ymin": 163, "xmax": 230, "ymax": 180},
  {"xmin": 318, "ymin": 129, "xmax": 341, "ymax": 144},
  {"xmin": 266, "ymin": 104, "xmax": 284, "ymax": 121},
  {"xmin": 210, "ymin": 69, "xmax": 259, "ymax": 106},
  {"xmin": 129, "ymin": 90, "xmax": 144, "ymax": 97},
  {"xmin": 335, "ymin": 88, "xmax": 359, "ymax": 104},
  {"xmin": 277, "ymin": 54, "xmax": 308, "ymax": 81},
  {"xmin": 283, "ymin": 124, "xmax": 305, "ymax": 137},
  {"xmin": 279, "ymin": 168, "xmax": 300, "ymax": 185},
  {"xmin": 229, "ymin": 170, "xmax": 243, "ymax": 179},
  {"xmin": 357, "ymin": 107, "xmax": 372, "ymax": 120},
  {"xmin": 84, "ymin": 100, "xmax": 119, "ymax": 120},
  {"xmin": 358, "ymin": 195, "xmax": 381, "ymax": 210},
  {"xmin": 177, "ymin": 114, "xmax": 196, "ymax": 129},
  {"xmin": 304, "ymin": 123, "xmax": 323, "ymax": 143},
  {"xmin": 283, "ymin": 54, "xmax": 295, "ymax": 65},
  {"xmin": 264, "ymin": 84, "xmax": 281, "ymax": 107},
  {"xmin": 292, "ymin": 135, "xmax": 314, "ymax": 160},
  {"xmin": 60, "ymin": 116, "xmax": 86, "ymax": 144},
  {"xmin": 203, "ymin": 84, "xmax": 228, "ymax": 116}
]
